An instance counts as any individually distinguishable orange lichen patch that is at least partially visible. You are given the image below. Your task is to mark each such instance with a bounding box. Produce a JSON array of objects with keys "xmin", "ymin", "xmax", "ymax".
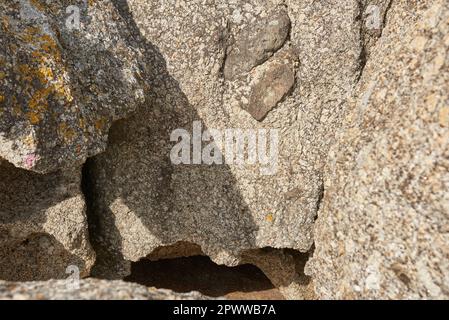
[
  {"xmin": 95, "ymin": 118, "xmax": 106, "ymax": 131},
  {"xmin": 1, "ymin": 16, "xmax": 9, "ymax": 32},
  {"xmin": 11, "ymin": 24, "xmax": 74, "ymax": 125},
  {"xmin": 40, "ymin": 36, "xmax": 62, "ymax": 62},
  {"xmin": 0, "ymin": 95, "xmax": 4, "ymax": 103},
  {"xmin": 30, "ymin": 0, "xmax": 46, "ymax": 11},
  {"xmin": 20, "ymin": 26, "xmax": 41, "ymax": 44},
  {"xmin": 266, "ymin": 214, "xmax": 274, "ymax": 222},
  {"xmin": 17, "ymin": 64, "xmax": 33, "ymax": 82},
  {"xmin": 28, "ymin": 86, "xmax": 53, "ymax": 112},
  {"xmin": 38, "ymin": 66, "xmax": 54, "ymax": 80},
  {"xmin": 58, "ymin": 123, "xmax": 76, "ymax": 143},
  {"xmin": 28, "ymin": 112, "xmax": 41, "ymax": 125}
]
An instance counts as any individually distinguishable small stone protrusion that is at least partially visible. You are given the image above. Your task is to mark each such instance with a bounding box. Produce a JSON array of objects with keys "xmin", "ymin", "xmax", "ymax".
[{"xmin": 224, "ymin": 9, "xmax": 291, "ymax": 80}]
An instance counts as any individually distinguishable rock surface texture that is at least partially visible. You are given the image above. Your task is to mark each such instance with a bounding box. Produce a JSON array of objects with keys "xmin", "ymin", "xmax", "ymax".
[
  {"xmin": 0, "ymin": 0, "xmax": 447, "ymax": 300},
  {"xmin": 306, "ymin": 0, "xmax": 449, "ymax": 299},
  {"xmin": 86, "ymin": 0, "xmax": 365, "ymax": 297},
  {"xmin": 0, "ymin": 160, "xmax": 94, "ymax": 281},
  {"xmin": 0, "ymin": 0, "xmax": 145, "ymax": 173},
  {"xmin": 0, "ymin": 279, "xmax": 215, "ymax": 300}
]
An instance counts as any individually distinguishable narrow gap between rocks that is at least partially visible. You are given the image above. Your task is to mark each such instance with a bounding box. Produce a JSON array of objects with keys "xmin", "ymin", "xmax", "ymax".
[
  {"xmin": 81, "ymin": 158, "xmax": 98, "ymax": 249},
  {"xmin": 124, "ymin": 256, "xmax": 285, "ymax": 300}
]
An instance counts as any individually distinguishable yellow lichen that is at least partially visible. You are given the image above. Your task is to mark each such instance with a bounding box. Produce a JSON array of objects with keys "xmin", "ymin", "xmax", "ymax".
[
  {"xmin": 53, "ymin": 75, "xmax": 73, "ymax": 102},
  {"xmin": 95, "ymin": 118, "xmax": 105, "ymax": 131},
  {"xmin": 59, "ymin": 123, "xmax": 76, "ymax": 143},
  {"xmin": 266, "ymin": 214, "xmax": 274, "ymax": 222},
  {"xmin": 23, "ymin": 134, "xmax": 36, "ymax": 148},
  {"xmin": 28, "ymin": 86, "xmax": 53, "ymax": 112},
  {"xmin": 38, "ymin": 66, "xmax": 54, "ymax": 80},
  {"xmin": 11, "ymin": 24, "xmax": 75, "ymax": 127},
  {"xmin": 79, "ymin": 117, "xmax": 86, "ymax": 129},
  {"xmin": 17, "ymin": 64, "xmax": 33, "ymax": 82},
  {"xmin": 28, "ymin": 112, "xmax": 41, "ymax": 125},
  {"xmin": 30, "ymin": 0, "xmax": 46, "ymax": 11},
  {"xmin": 1, "ymin": 16, "xmax": 9, "ymax": 32}
]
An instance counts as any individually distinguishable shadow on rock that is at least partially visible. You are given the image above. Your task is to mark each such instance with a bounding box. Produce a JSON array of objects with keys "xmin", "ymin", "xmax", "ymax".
[{"xmin": 84, "ymin": 0, "xmax": 259, "ymax": 279}]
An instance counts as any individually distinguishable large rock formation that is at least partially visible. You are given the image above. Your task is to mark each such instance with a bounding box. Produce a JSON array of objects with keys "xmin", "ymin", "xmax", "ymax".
[
  {"xmin": 84, "ymin": 0, "xmax": 369, "ymax": 298},
  {"xmin": 0, "ymin": 0, "xmax": 143, "ymax": 282},
  {"xmin": 306, "ymin": 0, "xmax": 449, "ymax": 299},
  {"xmin": 0, "ymin": 0, "xmax": 145, "ymax": 173},
  {"xmin": 0, "ymin": 0, "xmax": 447, "ymax": 300},
  {"xmin": 0, "ymin": 160, "xmax": 94, "ymax": 281}
]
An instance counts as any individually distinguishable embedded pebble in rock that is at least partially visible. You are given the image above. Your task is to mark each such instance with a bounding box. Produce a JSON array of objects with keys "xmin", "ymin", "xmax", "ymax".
[
  {"xmin": 0, "ymin": 0, "xmax": 145, "ymax": 173},
  {"xmin": 0, "ymin": 279, "xmax": 217, "ymax": 300},
  {"xmin": 223, "ymin": 8, "xmax": 291, "ymax": 80},
  {"xmin": 245, "ymin": 51, "xmax": 296, "ymax": 121}
]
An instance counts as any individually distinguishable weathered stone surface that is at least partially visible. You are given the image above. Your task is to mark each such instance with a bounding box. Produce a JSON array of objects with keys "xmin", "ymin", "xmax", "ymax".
[
  {"xmin": 242, "ymin": 248, "xmax": 315, "ymax": 300},
  {"xmin": 306, "ymin": 0, "xmax": 449, "ymax": 299},
  {"xmin": 0, "ymin": 160, "xmax": 94, "ymax": 281},
  {"xmin": 0, "ymin": 0, "xmax": 445, "ymax": 301},
  {"xmin": 0, "ymin": 0, "xmax": 145, "ymax": 173},
  {"xmin": 0, "ymin": 278, "xmax": 216, "ymax": 300},
  {"xmin": 86, "ymin": 0, "xmax": 365, "ymax": 299}
]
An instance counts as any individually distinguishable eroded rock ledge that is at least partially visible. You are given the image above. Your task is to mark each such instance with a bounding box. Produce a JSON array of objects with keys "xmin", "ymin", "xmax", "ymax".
[{"xmin": 0, "ymin": 278, "xmax": 215, "ymax": 300}]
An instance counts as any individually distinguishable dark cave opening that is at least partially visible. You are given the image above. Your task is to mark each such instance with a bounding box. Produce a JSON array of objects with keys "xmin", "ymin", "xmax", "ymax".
[{"xmin": 124, "ymin": 255, "xmax": 284, "ymax": 300}]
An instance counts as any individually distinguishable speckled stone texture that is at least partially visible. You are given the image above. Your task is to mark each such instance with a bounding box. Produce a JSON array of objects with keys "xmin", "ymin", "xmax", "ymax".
[
  {"xmin": 0, "ymin": 160, "xmax": 95, "ymax": 281},
  {"xmin": 306, "ymin": 0, "xmax": 449, "ymax": 299},
  {"xmin": 86, "ymin": 0, "xmax": 366, "ymax": 297},
  {"xmin": 0, "ymin": 0, "xmax": 145, "ymax": 173},
  {"xmin": 1, "ymin": 0, "xmax": 447, "ymax": 301},
  {"xmin": 0, "ymin": 278, "xmax": 216, "ymax": 300}
]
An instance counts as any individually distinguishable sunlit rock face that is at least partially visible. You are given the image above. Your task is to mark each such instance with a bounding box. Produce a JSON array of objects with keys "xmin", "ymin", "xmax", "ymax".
[
  {"xmin": 1, "ymin": 0, "xmax": 447, "ymax": 301},
  {"xmin": 306, "ymin": 0, "xmax": 449, "ymax": 299},
  {"xmin": 0, "ymin": 0, "xmax": 145, "ymax": 173},
  {"xmin": 86, "ymin": 1, "xmax": 366, "ymax": 300}
]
